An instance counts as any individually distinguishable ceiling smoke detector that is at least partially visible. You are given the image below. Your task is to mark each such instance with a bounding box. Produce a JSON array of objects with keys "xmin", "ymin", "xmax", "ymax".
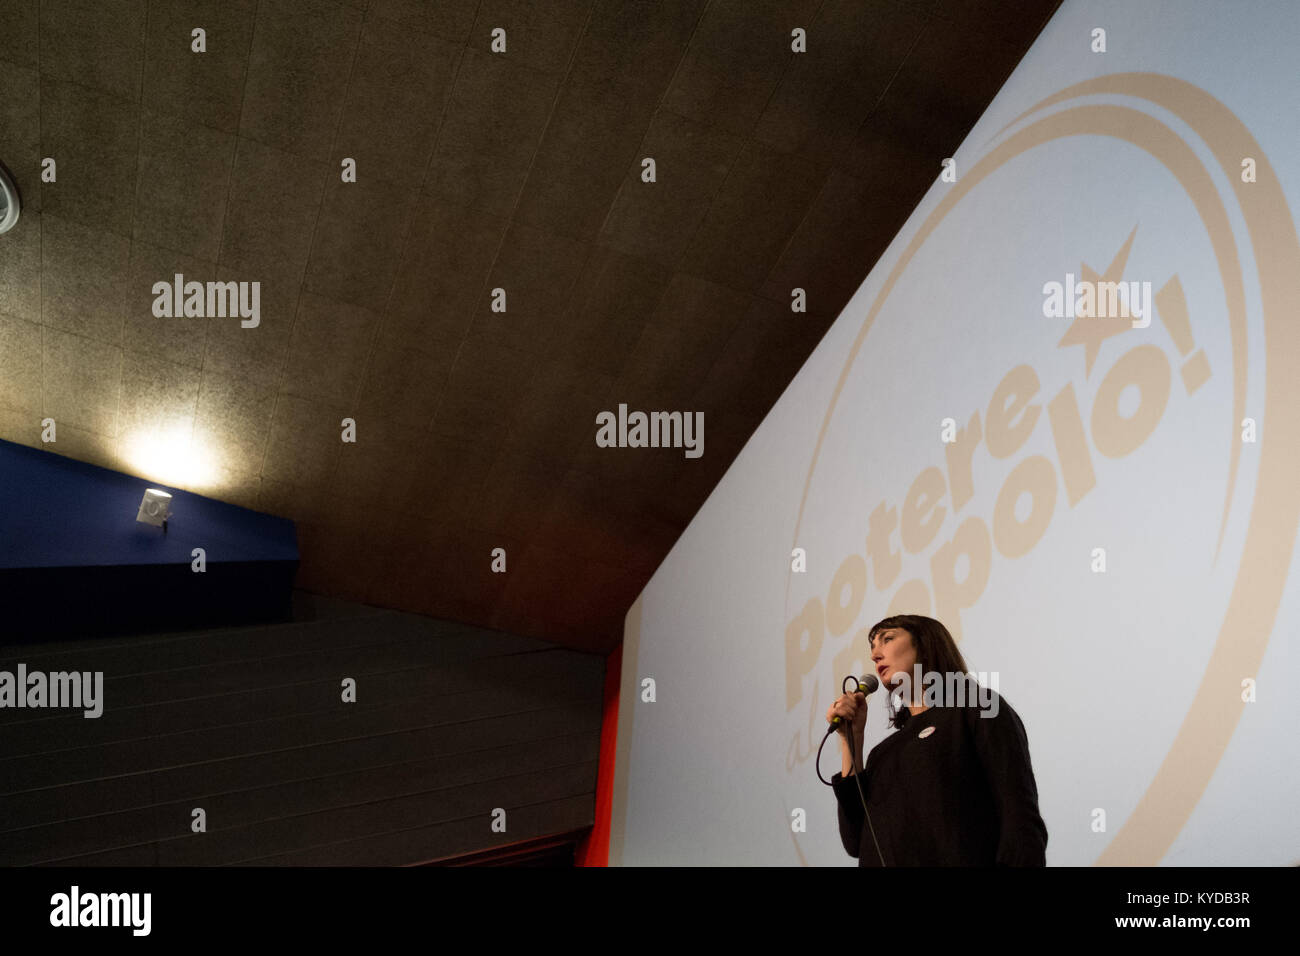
[{"xmin": 0, "ymin": 165, "xmax": 20, "ymax": 234}]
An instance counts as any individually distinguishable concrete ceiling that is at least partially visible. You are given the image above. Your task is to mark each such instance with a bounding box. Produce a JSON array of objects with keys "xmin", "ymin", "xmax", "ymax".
[{"xmin": 0, "ymin": 0, "xmax": 1060, "ymax": 653}]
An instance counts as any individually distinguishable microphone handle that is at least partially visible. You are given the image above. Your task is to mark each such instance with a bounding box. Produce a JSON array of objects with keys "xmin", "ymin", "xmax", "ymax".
[{"xmin": 829, "ymin": 677, "xmax": 876, "ymax": 733}]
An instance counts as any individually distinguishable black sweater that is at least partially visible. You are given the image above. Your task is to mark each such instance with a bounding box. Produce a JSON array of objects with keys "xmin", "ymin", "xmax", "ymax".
[{"xmin": 831, "ymin": 689, "xmax": 1047, "ymax": 865}]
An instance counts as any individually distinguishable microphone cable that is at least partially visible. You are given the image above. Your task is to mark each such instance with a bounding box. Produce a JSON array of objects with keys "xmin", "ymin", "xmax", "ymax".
[{"xmin": 816, "ymin": 674, "xmax": 888, "ymax": 866}]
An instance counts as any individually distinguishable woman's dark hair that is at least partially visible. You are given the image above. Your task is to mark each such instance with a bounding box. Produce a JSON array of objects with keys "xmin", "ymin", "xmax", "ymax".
[{"xmin": 867, "ymin": 614, "xmax": 970, "ymax": 730}]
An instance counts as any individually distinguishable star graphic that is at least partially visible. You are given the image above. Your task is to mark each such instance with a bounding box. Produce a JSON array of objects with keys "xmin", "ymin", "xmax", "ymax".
[{"xmin": 1057, "ymin": 225, "xmax": 1142, "ymax": 376}]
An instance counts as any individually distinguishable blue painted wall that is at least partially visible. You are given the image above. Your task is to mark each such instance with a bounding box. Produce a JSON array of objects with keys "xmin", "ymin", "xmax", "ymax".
[{"xmin": 0, "ymin": 439, "xmax": 297, "ymax": 569}]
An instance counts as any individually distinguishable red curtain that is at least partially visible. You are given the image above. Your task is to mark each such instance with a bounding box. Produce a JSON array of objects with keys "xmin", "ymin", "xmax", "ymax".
[{"xmin": 575, "ymin": 641, "xmax": 622, "ymax": 866}]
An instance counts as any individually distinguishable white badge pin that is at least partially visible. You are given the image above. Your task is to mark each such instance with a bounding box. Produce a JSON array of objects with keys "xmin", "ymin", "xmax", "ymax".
[{"xmin": 918, "ymin": 726, "xmax": 936, "ymax": 738}]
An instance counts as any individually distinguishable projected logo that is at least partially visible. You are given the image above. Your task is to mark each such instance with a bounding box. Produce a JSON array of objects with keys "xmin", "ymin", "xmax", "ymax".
[{"xmin": 781, "ymin": 74, "xmax": 1299, "ymax": 865}]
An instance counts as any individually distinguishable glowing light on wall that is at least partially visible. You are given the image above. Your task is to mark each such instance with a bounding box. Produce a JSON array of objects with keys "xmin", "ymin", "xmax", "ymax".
[{"xmin": 120, "ymin": 424, "xmax": 217, "ymax": 491}]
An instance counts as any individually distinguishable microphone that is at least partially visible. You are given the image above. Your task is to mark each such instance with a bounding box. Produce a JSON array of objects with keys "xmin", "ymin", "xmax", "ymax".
[{"xmin": 828, "ymin": 673, "xmax": 879, "ymax": 733}]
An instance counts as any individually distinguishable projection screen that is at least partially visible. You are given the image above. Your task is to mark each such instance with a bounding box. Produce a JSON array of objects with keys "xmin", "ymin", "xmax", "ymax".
[{"xmin": 609, "ymin": 0, "xmax": 1300, "ymax": 866}]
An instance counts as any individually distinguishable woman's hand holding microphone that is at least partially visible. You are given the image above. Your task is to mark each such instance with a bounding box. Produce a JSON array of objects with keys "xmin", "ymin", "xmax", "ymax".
[{"xmin": 826, "ymin": 690, "xmax": 868, "ymax": 778}]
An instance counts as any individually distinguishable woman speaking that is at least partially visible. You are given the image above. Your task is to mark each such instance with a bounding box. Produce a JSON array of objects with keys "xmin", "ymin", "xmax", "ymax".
[{"xmin": 826, "ymin": 614, "xmax": 1048, "ymax": 866}]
